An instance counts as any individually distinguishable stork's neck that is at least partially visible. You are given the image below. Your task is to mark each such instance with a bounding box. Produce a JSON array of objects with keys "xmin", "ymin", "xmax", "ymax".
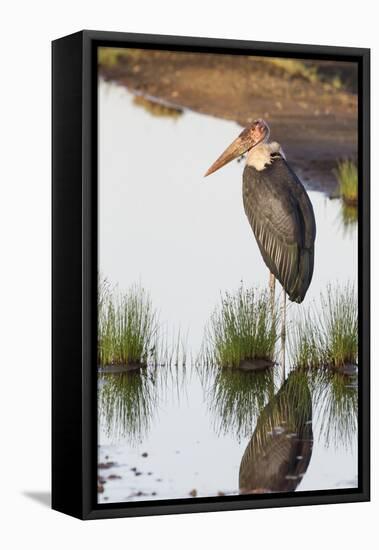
[{"xmin": 246, "ymin": 141, "xmax": 284, "ymax": 171}]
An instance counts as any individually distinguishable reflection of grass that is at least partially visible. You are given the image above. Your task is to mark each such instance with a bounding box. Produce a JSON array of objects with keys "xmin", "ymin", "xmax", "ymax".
[
  {"xmin": 98, "ymin": 283, "xmax": 159, "ymax": 367},
  {"xmin": 309, "ymin": 368, "xmax": 357, "ymax": 449},
  {"xmin": 334, "ymin": 160, "xmax": 358, "ymax": 205},
  {"xmin": 201, "ymin": 285, "xmax": 278, "ymax": 368},
  {"xmin": 263, "ymin": 58, "xmax": 318, "ymax": 82},
  {"xmin": 133, "ymin": 95, "xmax": 183, "ymax": 118},
  {"xmin": 98, "ymin": 47, "xmax": 143, "ymax": 68},
  {"xmin": 291, "ymin": 283, "xmax": 357, "ymax": 371},
  {"xmin": 204, "ymin": 366, "xmax": 276, "ymax": 440},
  {"xmin": 99, "ymin": 369, "xmax": 159, "ymax": 443},
  {"xmin": 339, "ymin": 201, "xmax": 358, "ymax": 234}
]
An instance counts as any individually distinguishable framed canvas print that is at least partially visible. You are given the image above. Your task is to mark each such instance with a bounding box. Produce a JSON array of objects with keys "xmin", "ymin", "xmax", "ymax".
[{"xmin": 52, "ymin": 30, "xmax": 370, "ymax": 520}]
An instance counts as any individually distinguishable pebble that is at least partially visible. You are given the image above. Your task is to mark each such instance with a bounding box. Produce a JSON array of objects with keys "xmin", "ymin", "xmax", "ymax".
[{"xmin": 98, "ymin": 461, "xmax": 116, "ymax": 469}]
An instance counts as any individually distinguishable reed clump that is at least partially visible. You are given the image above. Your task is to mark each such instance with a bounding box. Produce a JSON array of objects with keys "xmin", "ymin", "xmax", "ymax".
[
  {"xmin": 98, "ymin": 279, "xmax": 188, "ymax": 369},
  {"xmin": 291, "ymin": 283, "xmax": 357, "ymax": 371},
  {"xmin": 201, "ymin": 285, "xmax": 278, "ymax": 368},
  {"xmin": 133, "ymin": 95, "xmax": 183, "ymax": 119},
  {"xmin": 98, "ymin": 283, "xmax": 159, "ymax": 368},
  {"xmin": 334, "ymin": 160, "xmax": 358, "ymax": 206}
]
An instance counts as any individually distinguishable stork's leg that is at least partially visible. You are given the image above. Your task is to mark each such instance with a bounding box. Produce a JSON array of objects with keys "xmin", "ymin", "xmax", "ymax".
[
  {"xmin": 280, "ymin": 287, "xmax": 287, "ymax": 381},
  {"xmin": 269, "ymin": 271, "xmax": 276, "ymax": 312}
]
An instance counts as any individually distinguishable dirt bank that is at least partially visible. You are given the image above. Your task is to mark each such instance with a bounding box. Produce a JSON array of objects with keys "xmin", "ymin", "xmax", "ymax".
[{"xmin": 99, "ymin": 50, "xmax": 358, "ymax": 192}]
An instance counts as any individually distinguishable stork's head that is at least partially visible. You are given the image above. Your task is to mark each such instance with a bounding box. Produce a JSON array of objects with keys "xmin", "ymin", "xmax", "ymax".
[{"xmin": 204, "ymin": 119, "xmax": 270, "ymax": 177}]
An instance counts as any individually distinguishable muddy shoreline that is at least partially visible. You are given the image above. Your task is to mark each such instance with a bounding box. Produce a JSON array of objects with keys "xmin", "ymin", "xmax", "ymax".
[{"xmin": 99, "ymin": 50, "xmax": 358, "ymax": 193}]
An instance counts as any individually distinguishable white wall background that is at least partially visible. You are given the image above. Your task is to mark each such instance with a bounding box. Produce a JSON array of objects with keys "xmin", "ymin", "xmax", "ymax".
[{"xmin": 0, "ymin": 0, "xmax": 376, "ymax": 547}]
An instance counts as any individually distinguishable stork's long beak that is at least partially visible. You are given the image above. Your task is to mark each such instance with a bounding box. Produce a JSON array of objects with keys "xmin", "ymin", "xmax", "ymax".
[{"xmin": 204, "ymin": 120, "xmax": 269, "ymax": 177}]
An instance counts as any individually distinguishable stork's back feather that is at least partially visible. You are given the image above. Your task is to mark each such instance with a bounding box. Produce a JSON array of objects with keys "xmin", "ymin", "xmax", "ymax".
[{"xmin": 243, "ymin": 154, "xmax": 316, "ymax": 303}]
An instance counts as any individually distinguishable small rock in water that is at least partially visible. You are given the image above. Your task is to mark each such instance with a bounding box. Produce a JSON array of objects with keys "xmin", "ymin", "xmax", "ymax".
[
  {"xmin": 130, "ymin": 467, "xmax": 137, "ymax": 472},
  {"xmin": 108, "ymin": 474, "xmax": 122, "ymax": 480},
  {"xmin": 189, "ymin": 489, "xmax": 197, "ymax": 497},
  {"xmin": 147, "ymin": 472, "xmax": 152, "ymax": 476},
  {"xmin": 141, "ymin": 452, "xmax": 148, "ymax": 458},
  {"xmin": 98, "ymin": 461, "xmax": 116, "ymax": 469},
  {"xmin": 135, "ymin": 471, "xmax": 142, "ymax": 476}
]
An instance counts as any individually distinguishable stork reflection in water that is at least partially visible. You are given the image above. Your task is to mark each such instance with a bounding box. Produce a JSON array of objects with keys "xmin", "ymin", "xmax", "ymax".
[
  {"xmin": 239, "ymin": 370, "xmax": 313, "ymax": 494},
  {"xmin": 205, "ymin": 119, "xmax": 316, "ymax": 368}
]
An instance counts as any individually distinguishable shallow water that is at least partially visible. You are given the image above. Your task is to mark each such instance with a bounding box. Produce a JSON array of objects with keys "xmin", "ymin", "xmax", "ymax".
[{"xmin": 98, "ymin": 80, "xmax": 358, "ymax": 503}]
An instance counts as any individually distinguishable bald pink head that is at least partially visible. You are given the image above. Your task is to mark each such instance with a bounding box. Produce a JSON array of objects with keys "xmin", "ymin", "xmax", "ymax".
[{"xmin": 204, "ymin": 119, "xmax": 270, "ymax": 177}]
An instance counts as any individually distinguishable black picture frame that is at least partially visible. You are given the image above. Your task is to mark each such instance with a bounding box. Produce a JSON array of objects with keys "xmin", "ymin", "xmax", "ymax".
[{"xmin": 52, "ymin": 30, "xmax": 370, "ymax": 520}]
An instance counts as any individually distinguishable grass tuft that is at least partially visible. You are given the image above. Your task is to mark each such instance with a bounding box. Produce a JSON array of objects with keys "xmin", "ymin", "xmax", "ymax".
[
  {"xmin": 200, "ymin": 285, "xmax": 278, "ymax": 368},
  {"xmin": 98, "ymin": 278, "xmax": 188, "ymax": 369},
  {"xmin": 133, "ymin": 95, "xmax": 183, "ymax": 119},
  {"xmin": 291, "ymin": 283, "xmax": 357, "ymax": 370},
  {"xmin": 320, "ymin": 283, "xmax": 357, "ymax": 369},
  {"xmin": 334, "ymin": 160, "xmax": 358, "ymax": 205},
  {"xmin": 98, "ymin": 283, "xmax": 159, "ymax": 367}
]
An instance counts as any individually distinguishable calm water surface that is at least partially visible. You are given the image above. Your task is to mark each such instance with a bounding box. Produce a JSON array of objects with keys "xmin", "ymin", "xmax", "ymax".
[{"xmin": 98, "ymin": 80, "xmax": 358, "ymax": 503}]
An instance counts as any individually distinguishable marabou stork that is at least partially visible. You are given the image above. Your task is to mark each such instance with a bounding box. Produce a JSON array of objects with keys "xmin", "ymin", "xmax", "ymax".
[{"xmin": 205, "ymin": 119, "xmax": 316, "ymax": 364}]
